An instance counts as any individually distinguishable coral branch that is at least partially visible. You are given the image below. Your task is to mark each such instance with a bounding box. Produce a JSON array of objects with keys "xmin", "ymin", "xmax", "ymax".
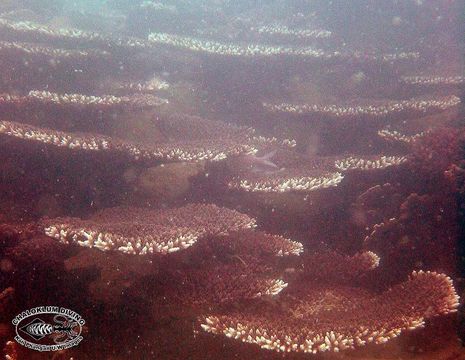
[
  {"xmin": 0, "ymin": 40, "xmax": 110, "ymax": 61},
  {"xmin": 378, "ymin": 128, "xmax": 427, "ymax": 144},
  {"xmin": 252, "ymin": 24, "xmax": 332, "ymax": 39},
  {"xmin": 227, "ymin": 153, "xmax": 406, "ymax": 193},
  {"xmin": 113, "ymin": 76, "xmax": 170, "ymax": 94},
  {"xmin": 228, "ymin": 168, "xmax": 343, "ymax": 193},
  {"xmin": 148, "ymin": 32, "xmax": 334, "ymax": 58},
  {"xmin": 335, "ymin": 155, "xmax": 407, "ymax": 171},
  {"xmin": 154, "ymin": 230, "xmax": 302, "ymax": 308},
  {"xmin": 148, "ymin": 32, "xmax": 418, "ymax": 61},
  {"xmin": 216, "ymin": 231, "xmax": 304, "ymax": 257},
  {"xmin": 0, "ymin": 120, "xmax": 258, "ymax": 162},
  {"xmin": 42, "ymin": 204, "xmax": 256, "ymax": 255},
  {"xmin": 160, "ymin": 262, "xmax": 288, "ymax": 307},
  {"xmin": 226, "ymin": 153, "xmax": 346, "ymax": 193},
  {"xmin": 302, "ymin": 251, "xmax": 380, "ymax": 283},
  {"xmin": 0, "ymin": 90, "xmax": 168, "ymax": 110},
  {"xmin": 0, "ymin": 18, "xmax": 150, "ymax": 50},
  {"xmin": 156, "ymin": 113, "xmax": 255, "ymax": 143},
  {"xmin": 400, "ymin": 75, "xmax": 465, "ymax": 86},
  {"xmin": 201, "ymin": 271, "xmax": 459, "ymax": 353},
  {"xmin": 263, "ymin": 95, "xmax": 460, "ymax": 117}
]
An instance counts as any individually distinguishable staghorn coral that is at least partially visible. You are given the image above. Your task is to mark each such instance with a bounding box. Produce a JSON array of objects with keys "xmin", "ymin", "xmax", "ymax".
[
  {"xmin": 201, "ymin": 271, "xmax": 459, "ymax": 354},
  {"xmin": 42, "ymin": 204, "xmax": 257, "ymax": 255}
]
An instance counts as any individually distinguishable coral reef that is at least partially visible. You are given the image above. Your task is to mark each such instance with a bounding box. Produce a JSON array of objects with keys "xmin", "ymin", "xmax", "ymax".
[
  {"xmin": 228, "ymin": 167, "xmax": 343, "ymax": 193},
  {"xmin": 201, "ymin": 271, "xmax": 459, "ymax": 354},
  {"xmin": 42, "ymin": 204, "xmax": 257, "ymax": 254},
  {"xmin": 0, "ymin": 0, "xmax": 463, "ymax": 359},
  {"xmin": 0, "ymin": 90, "xmax": 168, "ymax": 109},
  {"xmin": 0, "ymin": 120, "xmax": 259, "ymax": 162},
  {"xmin": 263, "ymin": 95, "xmax": 460, "ymax": 118}
]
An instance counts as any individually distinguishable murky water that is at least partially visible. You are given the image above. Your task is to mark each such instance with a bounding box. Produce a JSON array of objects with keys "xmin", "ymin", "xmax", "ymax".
[{"xmin": 0, "ymin": 1, "xmax": 464, "ymax": 359}]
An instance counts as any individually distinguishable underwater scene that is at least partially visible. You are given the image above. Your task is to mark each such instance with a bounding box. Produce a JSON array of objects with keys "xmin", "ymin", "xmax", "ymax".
[{"xmin": 0, "ymin": 0, "xmax": 464, "ymax": 359}]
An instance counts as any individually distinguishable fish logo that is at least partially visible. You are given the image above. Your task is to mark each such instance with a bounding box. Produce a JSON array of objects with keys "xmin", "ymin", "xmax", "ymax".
[{"xmin": 12, "ymin": 306, "xmax": 84, "ymax": 352}]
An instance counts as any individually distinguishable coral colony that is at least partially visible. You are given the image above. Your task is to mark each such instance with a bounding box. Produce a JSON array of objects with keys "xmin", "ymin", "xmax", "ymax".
[{"xmin": 0, "ymin": 0, "xmax": 464, "ymax": 359}]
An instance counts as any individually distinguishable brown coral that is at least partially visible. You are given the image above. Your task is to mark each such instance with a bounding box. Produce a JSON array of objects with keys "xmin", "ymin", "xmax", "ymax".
[
  {"xmin": 335, "ymin": 155, "xmax": 408, "ymax": 171},
  {"xmin": 263, "ymin": 95, "xmax": 460, "ymax": 118},
  {"xmin": 42, "ymin": 204, "xmax": 257, "ymax": 255},
  {"xmin": 0, "ymin": 40, "xmax": 110, "ymax": 61},
  {"xmin": 301, "ymin": 250, "xmax": 380, "ymax": 283},
  {"xmin": 0, "ymin": 120, "xmax": 258, "ymax": 162},
  {"xmin": 0, "ymin": 18, "xmax": 151, "ymax": 50},
  {"xmin": 201, "ymin": 271, "xmax": 459, "ymax": 354},
  {"xmin": 0, "ymin": 91, "xmax": 168, "ymax": 110},
  {"xmin": 151, "ymin": 230, "xmax": 302, "ymax": 309},
  {"xmin": 228, "ymin": 167, "xmax": 344, "ymax": 193}
]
